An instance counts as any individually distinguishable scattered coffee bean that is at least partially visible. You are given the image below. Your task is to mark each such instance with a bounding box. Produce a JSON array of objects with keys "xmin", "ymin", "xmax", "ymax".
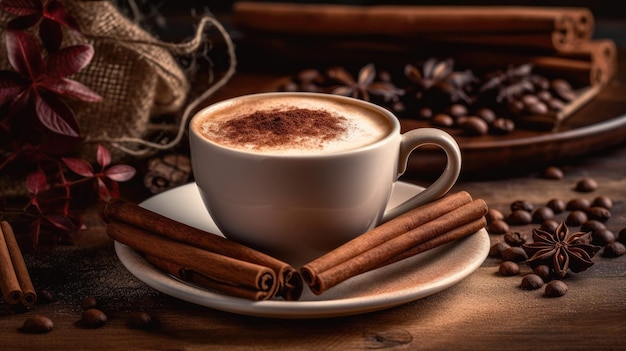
[
  {"xmin": 539, "ymin": 219, "xmax": 559, "ymax": 233},
  {"xmin": 544, "ymin": 280, "xmax": 568, "ymax": 297},
  {"xmin": 127, "ymin": 311, "xmax": 159, "ymax": 331},
  {"xmin": 448, "ymin": 103, "xmax": 468, "ymax": 117},
  {"xmin": 546, "ymin": 98, "xmax": 565, "ymax": 111},
  {"xmin": 504, "ymin": 231, "xmax": 527, "ymax": 246},
  {"xmin": 486, "ymin": 209, "xmax": 504, "ymax": 223},
  {"xmin": 460, "ymin": 116, "xmax": 489, "ymax": 136},
  {"xmin": 602, "ymin": 242, "xmax": 626, "ymax": 258},
  {"xmin": 490, "ymin": 117, "xmax": 515, "ymax": 135},
  {"xmin": 418, "ymin": 107, "xmax": 433, "ymax": 119},
  {"xmin": 81, "ymin": 296, "xmax": 98, "ymax": 310},
  {"xmin": 551, "ymin": 79, "xmax": 576, "ymax": 101},
  {"xmin": 501, "ymin": 246, "xmax": 528, "ymax": 262},
  {"xmin": 521, "ymin": 274, "xmax": 544, "ymax": 290},
  {"xmin": 546, "ymin": 198, "xmax": 566, "ymax": 213},
  {"xmin": 586, "ymin": 206, "xmax": 611, "ymax": 222},
  {"xmin": 506, "ymin": 210, "xmax": 533, "ymax": 225},
  {"xmin": 525, "ymin": 100, "xmax": 548, "ymax": 115},
  {"xmin": 591, "ymin": 229, "xmax": 615, "ymax": 246},
  {"xmin": 20, "ymin": 315, "xmax": 54, "ymax": 334},
  {"xmin": 565, "ymin": 210, "xmax": 587, "ymax": 226},
  {"xmin": 566, "ymin": 198, "xmax": 590, "ymax": 211},
  {"xmin": 499, "ymin": 261, "xmax": 520, "ymax": 276},
  {"xmin": 510, "ymin": 200, "xmax": 534, "ymax": 212},
  {"xmin": 575, "ymin": 177, "xmax": 598, "ymax": 192},
  {"xmin": 37, "ymin": 289, "xmax": 55, "ymax": 305},
  {"xmin": 487, "ymin": 219, "xmax": 509, "ymax": 234},
  {"xmin": 489, "ymin": 242, "xmax": 511, "ymax": 258},
  {"xmin": 591, "ymin": 196, "xmax": 613, "ymax": 210},
  {"xmin": 81, "ymin": 309, "xmax": 107, "ymax": 328},
  {"xmin": 533, "ymin": 265, "xmax": 552, "ymax": 282},
  {"xmin": 431, "ymin": 113, "xmax": 454, "ymax": 127},
  {"xmin": 580, "ymin": 220, "xmax": 606, "ymax": 233},
  {"xmin": 475, "ymin": 107, "xmax": 496, "ymax": 123},
  {"xmin": 532, "ymin": 207, "xmax": 554, "ymax": 223}
]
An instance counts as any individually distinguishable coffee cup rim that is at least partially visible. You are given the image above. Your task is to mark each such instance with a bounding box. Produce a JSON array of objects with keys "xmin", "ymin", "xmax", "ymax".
[{"xmin": 189, "ymin": 92, "xmax": 401, "ymax": 158}]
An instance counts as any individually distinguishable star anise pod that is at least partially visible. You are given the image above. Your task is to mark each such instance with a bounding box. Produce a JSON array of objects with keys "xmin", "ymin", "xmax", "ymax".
[
  {"xmin": 327, "ymin": 63, "xmax": 404, "ymax": 103},
  {"xmin": 523, "ymin": 222, "xmax": 601, "ymax": 278},
  {"xmin": 404, "ymin": 58, "xmax": 476, "ymax": 104}
]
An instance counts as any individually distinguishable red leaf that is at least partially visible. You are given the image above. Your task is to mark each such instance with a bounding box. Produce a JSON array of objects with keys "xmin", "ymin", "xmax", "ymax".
[
  {"xmin": 34, "ymin": 92, "xmax": 81, "ymax": 136},
  {"xmin": 96, "ymin": 144, "xmax": 111, "ymax": 168},
  {"xmin": 43, "ymin": 212, "xmax": 75, "ymax": 232},
  {"xmin": 46, "ymin": 44, "xmax": 94, "ymax": 77},
  {"xmin": 39, "ymin": 17, "xmax": 63, "ymax": 52},
  {"xmin": 7, "ymin": 13, "xmax": 40, "ymax": 30},
  {"xmin": 0, "ymin": 0, "xmax": 42, "ymax": 16},
  {"xmin": 4, "ymin": 30, "xmax": 45, "ymax": 79},
  {"xmin": 105, "ymin": 165, "xmax": 136, "ymax": 182},
  {"xmin": 62, "ymin": 157, "xmax": 94, "ymax": 177},
  {"xmin": 0, "ymin": 70, "xmax": 28, "ymax": 105},
  {"xmin": 25, "ymin": 168, "xmax": 47, "ymax": 194},
  {"xmin": 44, "ymin": 0, "xmax": 81, "ymax": 32},
  {"xmin": 97, "ymin": 177, "xmax": 112, "ymax": 200},
  {"xmin": 41, "ymin": 77, "xmax": 102, "ymax": 102}
]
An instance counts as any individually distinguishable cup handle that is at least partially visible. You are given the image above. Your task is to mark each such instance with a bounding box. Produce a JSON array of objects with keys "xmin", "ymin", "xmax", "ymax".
[{"xmin": 381, "ymin": 128, "xmax": 462, "ymax": 222}]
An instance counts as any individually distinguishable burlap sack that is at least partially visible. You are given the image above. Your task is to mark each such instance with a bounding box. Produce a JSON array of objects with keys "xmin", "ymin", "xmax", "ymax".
[{"xmin": 0, "ymin": 0, "xmax": 236, "ymax": 197}]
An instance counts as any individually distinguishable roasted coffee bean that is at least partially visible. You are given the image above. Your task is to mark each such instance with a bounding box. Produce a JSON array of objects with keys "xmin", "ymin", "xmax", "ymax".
[
  {"xmin": 566, "ymin": 198, "xmax": 590, "ymax": 211},
  {"xmin": 81, "ymin": 296, "xmax": 98, "ymax": 310},
  {"xmin": 501, "ymin": 246, "xmax": 528, "ymax": 262},
  {"xmin": 127, "ymin": 311, "xmax": 159, "ymax": 331},
  {"xmin": 521, "ymin": 94, "xmax": 540, "ymax": 105},
  {"xmin": 448, "ymin": 103, "xmax": 468, "ymax": 117},
  {"xmin": 487, "ymin": 219, "xmax": 509, "ymax": 234},
  {"xmin": 491, "ymin": 118, "xmax": 515, "ymax": 135},
  {"xmin": 580, "ymin": 220, "xmax": 606, "ymax": 233},
  {"xmin": 540, "ymin": 219, "xmax": 560, "ymax": 233},
  {"xmin": 546, "ymin": 98, "xmax": 565, "ymax": 111},
  {"xmin": 37, "ymin": 289, "xmax": 55, "ymax": 304},
  {"xmin": 521, "ymin": 274, "xmax": 544, "ymax": 290},
  {"xmin": 475, "ymin": 107, "xmax": 496, "ymax": 123},
  {"xmin": 533, "ymin": 265, "xmax": 552, "ymax": 282},
  {"xmin": 20, "ymin": 315, "xmax": 54, "ymax": 334},
  {"xmin": 460, "ymin": 116, "xmax": 489, "ymax": 136},
  {"xmin": 575, "ymin": 177, "xmax": 598, "ymax": 192},
  {"xmin": 602, "ymin": 242, "xmax": 626, "ymax": 258},
  {"xmin": 486, "ymin": 209, "xmax": 504, "ymax": 223},
  {"xmin": 542, "ymin": 167, "xmax": 564, "ymax": 180},
  {"xmin": 506, "ymin": 210, "xmax": 533, "ymax": 225},
  {"xmin": 81, "ymin": 309, "xmax": 107, "ymax": 328},
  {"xmin": 566, "ymin": 210, "xmax": 587, "ymax": 226},
  {"xmin": 591, "ymin": 229, "xmax": 615, "ymax": 246},
  {"xmin": 546, "ymin": 198, "xmax": 566, "ymax": 213},
  {"xmin": 618, "ymin": 228, "xmax": 626, "ymax": 244},
  {"xmin": 504, "ymin": 231, "xmax": 527, "ymax": 246},
  {"xmin": 591, "ymin": 195, "xmax": 613, "ymax": 210},
  {"xmin": 537, "ymin": 90, "xmax": 552, "ymax": 102},
  {"xmin": 499, "ymin": 261, "xmax": 520, "ymax": 276},
  {"xmin": 551, "ymin": 79, "xmax": 576, "ymax": 101},
  {"xmin": 544, "ymin": 280, "xmax": 568, "ymax": 297},
  {"xmin": 532, "ymin": 207, "xmax": 554, "ymax": 223},
  {"xmin": 489, "ymin": 242, "xmax": 511, "ymax": 258},
  {"xmin": 510, "ymin": 200, "xmax": 534, "ymax": 212},
  {"xmin": 432, "ymin": 113, "xmax": 454, "ymax": 127},
  {"xmin": 525, "ymin": 100, "xmax": 548, "ymax": 115},
  {"xmin": 586, "ymin": 206, "xmax": 611, "ymax": 222},
  {"xmin": 418, "ymin": 107, "xmax": 433, "ymax": 119}
]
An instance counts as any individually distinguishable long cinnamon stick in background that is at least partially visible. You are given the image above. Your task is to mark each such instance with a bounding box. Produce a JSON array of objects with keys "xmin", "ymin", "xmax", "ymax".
[
  {"xmin": 101, "ymin": 198, "xmax": 302, "ymax": 300},
  {"xmin": 0, "ymin": 223, "xmax": 22, "ymax": 305},
  {"xmin": 0, "ymin": 221, "xmax": 37, "ymax": 306},
  {"xmin": 233, "ymin": 2, "xmax": 594, "ymax": 51},
  {"xmin": 301, "ymin": 194, "xmax": 488, "ymax": 295},
  {"xmin": 107, "ymin": 220, "xmax": 278, "ymax": 300}
]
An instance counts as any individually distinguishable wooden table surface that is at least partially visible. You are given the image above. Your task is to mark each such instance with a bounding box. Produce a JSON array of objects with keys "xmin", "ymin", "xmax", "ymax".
[{"xmin": 2, "ymin": 17, "xmax": 626, "ymax": 351}]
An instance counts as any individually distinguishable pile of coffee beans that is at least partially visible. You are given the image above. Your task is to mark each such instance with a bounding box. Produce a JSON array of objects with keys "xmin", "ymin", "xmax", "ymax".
[{"xmin": 486, "ymin": 171, "xmax": 625, "ymax": 298}]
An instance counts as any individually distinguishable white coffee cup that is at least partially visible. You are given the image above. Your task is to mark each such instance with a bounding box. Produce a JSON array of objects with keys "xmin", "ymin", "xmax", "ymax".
[{"xmin": 189, "ymin": 92, "xmax": 461, "ymax": 264}]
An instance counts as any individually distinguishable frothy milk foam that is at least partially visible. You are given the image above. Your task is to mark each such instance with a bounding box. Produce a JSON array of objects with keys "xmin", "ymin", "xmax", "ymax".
[{"xmin": 192, "ymin": 95, "xmax": 393, "ymax": 155}]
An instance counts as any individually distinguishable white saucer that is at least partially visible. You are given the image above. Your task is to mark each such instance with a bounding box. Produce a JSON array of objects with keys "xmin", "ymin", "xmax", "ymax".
[{"xmin": 114, "ymin": 182, "xmax": 489, "ymax": 319}]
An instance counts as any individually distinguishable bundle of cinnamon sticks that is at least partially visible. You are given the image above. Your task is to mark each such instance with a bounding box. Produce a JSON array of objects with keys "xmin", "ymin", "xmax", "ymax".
[
  {"xmin": 0, "ymin": 221, "xmax": 37, "ymax": 306},
  {"xmin": 233, "ymin": 2, "xmax": 617, "ymax": 88}
]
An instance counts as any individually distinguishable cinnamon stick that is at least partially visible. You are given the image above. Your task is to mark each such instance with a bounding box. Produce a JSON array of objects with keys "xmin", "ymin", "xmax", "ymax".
[
  {"xmin": 233, "ymin": 3, "xmax": 594, "ymax": 51},
  {"xmin": 101, "ymin": 198, "xmax": 302, "ymax": 300},
  {"xmin": 301, "ymin": 194, "xmax": 488, "ymax": 295},
  {"xmin": 0, "ymin": 223, "xmax": 22, "ymax": 305},
  {"xmin": 0, "ymin": 221, "xmax": 37, "ymax": 306},
  {"xmin": 107, "ymin": 220, "xmax": 278, "ymax": 300}
]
